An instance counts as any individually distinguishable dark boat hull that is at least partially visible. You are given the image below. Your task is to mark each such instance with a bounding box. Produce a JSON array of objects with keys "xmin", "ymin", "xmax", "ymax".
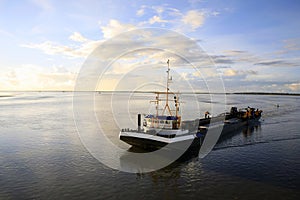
[
  {"xmin": 120, "ymin": 135, "xmax": 168, "ymax": 150},
  {"xmin": 120, "ymin": 117, "xmax": 261, "ymax": 153}
]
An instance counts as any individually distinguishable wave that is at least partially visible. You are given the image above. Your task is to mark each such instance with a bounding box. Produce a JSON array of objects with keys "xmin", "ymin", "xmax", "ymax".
[{"xmin": 214, "ymin": 136, "xmax": 300, "ymax": 151}]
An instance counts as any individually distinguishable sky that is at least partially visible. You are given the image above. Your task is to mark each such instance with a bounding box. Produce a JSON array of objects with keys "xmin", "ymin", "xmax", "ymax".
[{"xmin": 0, "ymin": 0, "xmax": 300, "ymax": 93}]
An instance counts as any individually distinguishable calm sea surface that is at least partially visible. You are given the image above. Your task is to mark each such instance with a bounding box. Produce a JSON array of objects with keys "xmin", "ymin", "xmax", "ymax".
[{"xmin": 0, "ymin": 92, "xmax": 299, "ymax": 199}]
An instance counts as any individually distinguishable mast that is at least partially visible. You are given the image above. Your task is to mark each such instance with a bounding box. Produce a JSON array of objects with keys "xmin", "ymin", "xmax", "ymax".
[
  {"xmin": 162, "ymin": 59, "xmax": 172, "ymax": 116},
  {"xmin": 166, "ymin": 59, "xmax": 170, "ymax": 106},
  {"xmin": 148, "ymin": 59, "xmax": 181, "ymax": 129}
]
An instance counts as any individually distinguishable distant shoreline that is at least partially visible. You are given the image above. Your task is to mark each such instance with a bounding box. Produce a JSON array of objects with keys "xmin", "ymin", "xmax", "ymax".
[
  {"xmin": 1, "ymin": 91, "xmax": 300, "ymax": 96},
  {"xmin": 0, "ymin": 95, "xmax": 14, "ymax": 97},
  {"xmin": 226, "ymin": 92, "xmax": 300, "ymax": 96}
]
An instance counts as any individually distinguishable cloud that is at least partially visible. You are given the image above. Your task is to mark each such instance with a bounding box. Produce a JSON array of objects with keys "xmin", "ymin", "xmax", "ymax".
[
  {"xmin": 223, "ymin": 50, "xmax": 248, "ymax": 55},
  {"xmin": 181, "ymin": 10, "xmax": 205, "ymax": 30},
  {"xmin": 78, "ymin": 27, "xmax": 224, "ymax": 91},
  {"xmin": 223, "ymin": 69, "xmax": 257, "ymax": 77},
  {"xmin": 136, "ymin": 5, "xmax": 166, "ymax": 17},
  {"xmin": 22, "ymin": 41, "xmax": 73, "ymax": 55},
  {"xmin": 136, "ymin": 5, "xmax": 209, "ymax": 32},
  {"xmin": 221, "ymin": 50, "xmax": 261, "ymax": 64},
  {"xmin": 211, "ymin": 11, "xmax": 220, "ymax": 16},
  {"xmin": 21, "ymin": 20, "xmax": 140, "ymax": 58},
  {"xmin": 22, "ymin": 18, "xmax": 298, "ymax": 92},
  {"xmin": 69, "ymin": 32, "xmax": 88, "ymax": 42},
  {"xmin": 21, "ymin": 19, "xmax": 276, "ymax": 92},
  {"xmin": 254, "ymin": 59, "xmax": 298, "ymax": 67},
  {"xmin": 21, "ymin": 37, "xmax": 102, "ymax": 58},
  {"xmin": 100, "ymin": 19, "xmax": 136, "ymax": 39},
  {"xmin": 0, "ymin": 65, "xmax": 76, "ymax": 91},
  {"xmin": 223, "ymin": 69, "xmax": 237, "ymax": 76},
  {"xmin": 136, "ymin": 7, "xmax": 145, "ymax": 16},
  {"xmin": 149, "ymin": 16, "xmax": 168, "ymax": 24},
  {"xmin": 254, "ymin": 60, "xmax": 283, "ymax": 66},
  {"xmin": 218, "ymin": 49, "xmax": 300, "ymax": 69},
  {"xmin": 222, "ymin": 80, "xmax": 293, "ymax": 93},
  {"xmin": 211, "ymin": 55, "xmax": 235, "ymax": 64},
  {"xmin": 153, "ymin": 6, "xmax": 165, "ymax": 14},
  {"xmin": 285, "ymin": 82, "xmax": 300, "ymax": 92},
  {"xmin": 136, "ymin": 5, "xmax": 174, "ymax": 26},
  {"xmin": 268, "ymin": 38, "xmax": 300, "ymax": 56},
  {"xmin": 283, "ymin": 38, "xmax": 300, "ymax": 51}
]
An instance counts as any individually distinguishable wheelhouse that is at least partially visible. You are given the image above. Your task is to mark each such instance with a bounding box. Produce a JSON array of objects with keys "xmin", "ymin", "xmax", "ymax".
[{"xmin": 143, "ymin": 115, "xmax": 181, "ymax": 130}]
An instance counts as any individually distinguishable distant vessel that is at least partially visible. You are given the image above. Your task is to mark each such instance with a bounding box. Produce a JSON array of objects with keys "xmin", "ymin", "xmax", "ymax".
[{"xmin": 119, "ymin": 60, "xmax": 262, "ymax": 153}]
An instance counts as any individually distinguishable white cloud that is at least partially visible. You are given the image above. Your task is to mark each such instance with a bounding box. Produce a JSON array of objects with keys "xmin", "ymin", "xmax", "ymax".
[
  {"xmin": 181, "ymin": 10, "xmax": 205, "ymax": 30},
  {"xmin": 149, "ymin": 15, "xmax": 168, "ymax": 24},
  {"xmin": 100, "ymin": 19, "xmax": 136, "ymax": 39},
  {"xmin": 21, "ymin": 20, "xmax": 138, "ymax": 58},
  {"xmin": 136, "ymin": 7, "xmax": 145, "ymax": 16},
  {"xmin": 0, "ymin": 65, "xmax": 76, "ymax": 91},
  {"xmin": 136, "ymin": 5, "xmax": 165, "ymax": 17},
  {"xmin": 21, "ymin": 38, "xmax": 102, "ymax": 58},
  {"xmin": 69, "ymin": 32, "xmax": 88, "ymax": 42},
  {"xmin": 211, "ymin": 11, "xmax": 220, "ymax": 16},
  {"xmin": 23, "ymin": 20, "xmax": 140, "ymax": 59},
  {"xmin": 222, "ymin": 69, "xmax": 257, "ymax": 77},
  {"xmin": 136, "ymin": 5, "xmax": 208, "ymax": 32},
  {"xmin": 22, "ymin": 41, "xmax": 73, "ymax": 55}
]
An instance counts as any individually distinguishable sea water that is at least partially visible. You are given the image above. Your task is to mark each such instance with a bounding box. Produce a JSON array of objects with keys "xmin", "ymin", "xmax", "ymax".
[{"xmin": 0, "ymin": 92, "xmax": 299, "ymax": 199}]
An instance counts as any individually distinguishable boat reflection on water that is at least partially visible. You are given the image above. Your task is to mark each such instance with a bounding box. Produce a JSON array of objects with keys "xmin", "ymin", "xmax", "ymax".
[
  {"xmin": 218, "ymin": 120, "xmax": 262, "ymax": 142},
  {"xmin": 242, "ymin": 121, "xmax": 261, "ymax": 137}
]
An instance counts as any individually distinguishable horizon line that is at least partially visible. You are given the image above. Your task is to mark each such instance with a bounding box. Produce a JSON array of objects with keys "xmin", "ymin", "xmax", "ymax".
[{"xmin": 0, "ymin": 90, "xmax": 299, "ymax": 96}]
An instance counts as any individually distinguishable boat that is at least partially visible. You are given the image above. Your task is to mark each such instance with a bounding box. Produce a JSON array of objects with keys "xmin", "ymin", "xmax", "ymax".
[{"xmin": 119, "ymin": 60, "xmax": 262, "ymax": 155}]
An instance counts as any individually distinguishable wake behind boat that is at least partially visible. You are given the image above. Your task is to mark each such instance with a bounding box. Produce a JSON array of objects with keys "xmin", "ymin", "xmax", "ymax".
[{"xmin": 119, "ymin": 60, "xmax": 262, "ymax": 153}]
